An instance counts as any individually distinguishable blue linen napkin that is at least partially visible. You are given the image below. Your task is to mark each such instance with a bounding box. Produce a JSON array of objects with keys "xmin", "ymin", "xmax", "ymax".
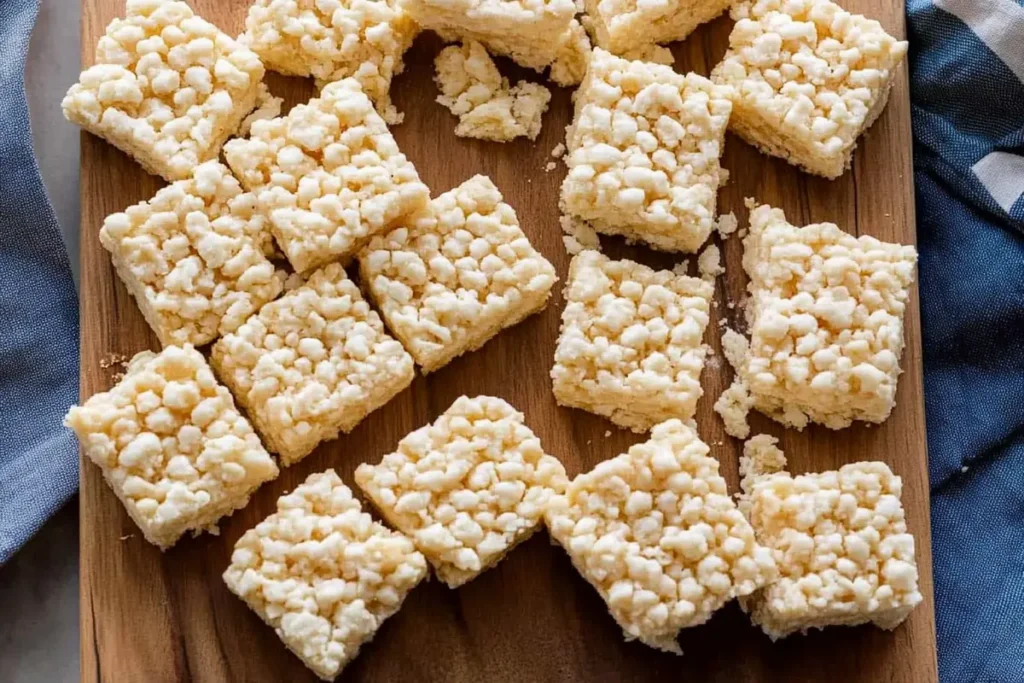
[{"xmin": 0, "ymin": 0, "xmax": 79, "ymax": 564}]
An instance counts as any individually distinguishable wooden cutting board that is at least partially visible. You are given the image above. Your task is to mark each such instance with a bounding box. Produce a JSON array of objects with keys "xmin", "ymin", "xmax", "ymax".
[{"xmin": 78, "ymin": 1, "xmax": 938, "ymax": 681}]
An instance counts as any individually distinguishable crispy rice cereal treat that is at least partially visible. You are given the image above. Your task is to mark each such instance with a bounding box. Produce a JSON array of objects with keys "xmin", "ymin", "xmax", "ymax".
[
  {"xmin": 224, "ymin": 78, "xmax": 430, "ymax": 274},
  {"xmin": 360, "ymin": 175, "xmax": 557, "ymax": 373},
  {"xmin": 64, "ymin": 346, "xmax": 279, "ymax": 549},
  {"xmin": 241, "ymin": 0, "xmax": 418, "ymax": 124},
  {"xmin": 546, "ymin": 419, "xmax": 776, "ymax": 652},
  {"xmin": 433, "ymin": 42, "xmax": 552, "ymax": 142},
  {"xmin": 62, "ymin": 0, "xmax": 264, "ymax": 182},
  {"xmin": 401, "ymin": 0, "xmax": 576, "ymax": 71},
  {"xmin": 355, "ymin": 396, "xmax": 568, "ymax": 588},
  {"xmin": 562, "ymin": 49, "xmax": 733, "ymax": 253},
  {"xmin": 211, "ymin": 263, "xmax": 415, "ymax": 465},
  {"xmin": 550, "ymin": 20, "xmax": 677, "ymax": 88},
  {"xmin": 99, "ymin": 161, "xmax": 284, "ymax": 347},
  {"xmin": 710, "ymin": 0, "xmax": 908, "ymax": 179},
  {"xmin": 551, "ymin": 250, "xmax": 713, "ymax": 433},
  {"xmin": 224, "ymin": 470, "xmax": 427, "ymax": 680},
  {"xmin": 732, "ymin": 202, "xmax": 918, "ymax": 430},
  {"xmin": 738, "ymin": 440, "xmax": 922, "ymax": 639},
  {"xmin": 585, "ymin": 0, "xmax": 730, "ymax": 54}
]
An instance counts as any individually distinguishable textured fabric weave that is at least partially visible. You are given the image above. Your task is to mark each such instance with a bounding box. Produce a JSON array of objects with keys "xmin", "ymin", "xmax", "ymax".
[{"xmin": 0, "ymin": 0, "xmax": 79, "ymax": 564}]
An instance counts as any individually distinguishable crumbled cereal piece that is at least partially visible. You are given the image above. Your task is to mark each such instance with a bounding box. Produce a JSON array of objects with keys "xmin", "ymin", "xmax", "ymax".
[
  {"xmin": 403, "ymin": 0, "xmax": 576, "ymax": 71},
  {"xmin": 99, "ymin": 161, "xmax": 284, "ymax": 347},
  {"xmin": 359, "ymin": 175, "xmax": 557, "ymax": 373},
  {"xmin": 549, "ymin": 18, "xmax": 591, "ymax": 87},
  {"xmin": 241, "ymin": 0, "xmax": 418, "ymax": 124},
  {"xmin": 585, "ymin": 0, "xmax": 730, "ymax": 53},
  {"xmin": 736, "ymin": 434, "xmax": 785, "ymax": 512},
  {"xmin": 62, "ymin": 0, "xmax": 264, "ymax": 182},
  {"xmin": 711, "ymin": 0, "xmax": 908, "ymax": 178},
  {"xmin": 740, "ymin": 449, "xmax": 923, "ymax": 639},
  {"xmin": 355, "ymin": 396, "xmax": 568, "ymax": 587},
  {"xmin": 238, "ymin": 83, "xmax": 283, "ymax": 137},
  {"xmin": 551, "ymin": 250, "xmax": 713, "ymax": 432},
  {"xmin": 621, "ymin": 44, "xmax": 676, "ymax": 65},
  {"xmin": 551, "ymin": 142, "xmax": 566, "ymax": 158},
  {"xmin": 545, "ymin": 161, "xmax": 558, "ymax": 172},
  {"xmin": 697, "ymin": 243, "xmax": 724, "ymax": 280},
  {"xmin": 225, "ymin": 78, "xmax": 430, "ymax": 273},
  {"xmin": 716, "ymin": 211, "xmax": 739, "ymax": 237},
  {"xmin": 714, "ymin": 378, "xmax": 754, "ymax": 439},
  {"xmin": 559, "ymin": 214, "xmax": 601, "ymax": 255},
  {"xmin": 224, "ymin": 470, "xmax": 427, "ymax": 680},
  {"xmin": 562, "ymin": 49, "xmax": 733, "ymax": 253},
  {"xmin": 546, "ymin": 419, "xmax": 776, "ymax": 652},
  {"xmin": 733, "ymin": 202, "xmax": 918, "ymax": 430},
  {"xmin": 64, "ymin": 345, "xmax": 279, "ymax": 549},
  {"xmin": 211, "ymin": 263, "xmax": 415, "ymax": 465},
  {"xmin": 434, "ymin": 42, "xmax": 552, "ymax": 142}
]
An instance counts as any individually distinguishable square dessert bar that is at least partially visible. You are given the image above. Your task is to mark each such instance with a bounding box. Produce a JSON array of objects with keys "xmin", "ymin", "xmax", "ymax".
[
  {"xmin": 359, "ymin": 175, "xmax": 558, "ymax": 373},
  {"xmin": 64, "ymin": 345, "xmax": 279, "ymax": 549},
  {"xmin": 711, "ymin": 0, "xmax": 908, "ymax": 179},
  {"xmin": 224, "ymin": 78, "xmax": 431, "ymax": 274},
  {"xmin": 738, "ymin": 436, "xmax": 923, "ymax": 639},
  {"xmin": 562, "ymin": 49, "xmax": 733, "ymax": 253},
  {"xmin": 242, "ymin": 0, "xmax": 418, "ymax": 124},
  {"xmin": 585, "ymin": 0, "xmax": 731, "ymax": 54},
  {"xmin": 401, "ymin": 0, "xmax": 576, "ymax": 71},
  {"xmin": 62, "ymin": 0, "xmax": 264, "ymax": 182},
  {"xmin": 224, "ymin": 470, "xmax": 428, "ymax": 680},
  {"xmin": 211, "ymin": 262, "xmax": 415, "ymax": 465},
  {"xmin": 545, "ymin": 420, "xmax": 776, "ymax": 653},
  {"xmin": 733, "ymin": 202, "xmax": 918, "ymax": 430},
  {"xmin": 551, "ymin": 250, "xmax": 713, "ymax": 433},
  {"xmin": 100, "ymin": 161, "xmax": 284, "ymax": 347},
  {"xmin": 355, "ymin": 396, "xmax": 568, "ymax": 588}
]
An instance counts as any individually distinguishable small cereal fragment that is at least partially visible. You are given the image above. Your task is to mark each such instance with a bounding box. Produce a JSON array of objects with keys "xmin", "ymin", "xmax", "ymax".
[
  {"xmin": 549, "ymin": 18, "xmax": 591, "ymax": 87},
  {"xmin": 99, "ymin": 161, "xmax": 284, "ymax": 347},
  {"xmin": 242, "ymin": 0, "xmax": 418, "ymax": 124},
  {"xmin": 740, "ymin": 452, "xmax": 923, "ymax": 639},
  {"xmin": 697, "ymin": 243, "xmax": 725, "ymax": 280},
  {"xmin": 238, "ymin": 83, "xmax": 283, "ymax": 137},
  {"xmin": 551, "ymin": 142, "xmax": 566, "ymax": 158},
  {"xmin": 62, "ymin": 0, "xmax": 264, "ymax": 181},
  {"xmin": 545, "ymin": 161, "xmax": 558, "ymax": 172},
  {"xmin": 64, "ymin": 345, "xmax": 279, "ymax": 549},
  {"xmin": 559, "ymin": 214, "xmax": 601, "ymax": 255},
  {"xmin": 359, "ymin": 175, "xmax": 558, "ymax": 373},
  {"xmin": 211, "ymin": 263, "xmax": 415, "ymax": 465},
  {"xmin": 711, "ymin": 0, "xmax": 909, "ymax": 178},
  {"xmin": 621, "ymin": 44, "xmax": 676, "ymax": 65},
  {"xmin": 713, "ymin": 378, "xmax": 754, "ymax": 439},
  {"xmin": 736, "ymin": 434, "xmax": 785, "ymax": 513},
  {"xmin": 716, "ymin": 211, "xmax": 738, "ymax": 238},
  {"xmin": 224, "ymin": 470, "xmax": 427, "ymax": 680},
  {"xmin": 355, "ymin": 396, "xmax": 569, "ymax": 587},
  {"xmin": 546, "ymin": 419, "xmax": 776, "ymax": 652},
  {"xmin": 225, "ymin": 78, "xmax": 430, "ymax": 273},
  {"xmin": 586, "ymin": 0, "xmax": 731, "ymax": 54},
  {"xmin": 551, "ymin": 250, "xmax": 714, "ymax": 432},
  {"xmin": 562, "ymin": 49, "xmax": 733, "ymax": 253}
]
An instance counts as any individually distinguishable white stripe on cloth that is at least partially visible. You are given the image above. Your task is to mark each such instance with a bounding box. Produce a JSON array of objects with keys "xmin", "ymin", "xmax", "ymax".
[
  {"xmin": 934, "ymin": 0, "xmax": 1024, "ymax": 84},
  {"xmin": 971, "ymin": 151, "xmax": 1024, "ymax": 212}
]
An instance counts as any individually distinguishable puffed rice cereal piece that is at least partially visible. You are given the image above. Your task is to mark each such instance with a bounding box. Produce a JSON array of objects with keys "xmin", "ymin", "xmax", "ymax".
[
  {"xmin": 241, "ymin": 0, "xmax": 418, "ymax": 124},
  {"xmin": 585, "ymin": 0, "xmax": 730, "ymax": 54},
  {"xmin": 562, "ymin": 49, "xmax": 733, "ymax": 253},
  {"xmin": 224, "ymin": 78, "xmax": 430, "ymax": 274},
  {"xmin": 62, "ymin": 0, "xmax": 264, "ymax": 182},
  {"xmin": 551, "ymin": 250, "xmax": 713, "ymax": 432},
  {"xmin": 550, "ymin": 22, "xmax": 677, "ymax": 88},
  {"xmin": 64, "ymin": 345, "xmax": 279, "ymax": 549},
  {"xmin": 546, "ymin": 419, "xmax": 777, "ymax": 652},
  {"xmin": 355, "ymin": 395, "xmax": 568, "ymax": 588},
  {"xmin": 211, "ymin": 263, "xmax": 415, "ymax": 465},
  {"xmin": 224, "ymin": 470, "xmax": 428, "ymax": 680},
  {"xmin": 710, "ymin": 0, "xmax": 908, "ymax": 179},
  {"xmin": 359, "ymin": 175, "xmax": 557, "ymax": 373}
]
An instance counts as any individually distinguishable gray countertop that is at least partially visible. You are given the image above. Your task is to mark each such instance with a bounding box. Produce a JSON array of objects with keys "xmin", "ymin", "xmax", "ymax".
[{"xmin": 1, "ymin": 2, "xmax": 82, "ymax": 681}]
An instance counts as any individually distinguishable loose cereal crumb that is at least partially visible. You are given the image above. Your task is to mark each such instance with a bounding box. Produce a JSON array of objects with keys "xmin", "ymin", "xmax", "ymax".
[
  {"xmin": 713, "ymin": 378, "xmax": 754, "ymax": 440},
  {"xmin": 545, "ymin": 161, "xmax": 557, "ymax": 172},
  {"xmin": 716, "ymin": 211, "xmax": 739, "ymax": 238},
  {"xmin": 551, "ymin": 142, "xmax": 566, "ymax": 159},
  {"xmin": 559, "ymin": 214, "xmax": 601, "ymax": 255},
  {"xmin": 697, "ymin": 243, "xmax": 725, "ymax": 280},
  {"xmin": 736, "ymin": 434, "xmax": 785, "ymax": 513}
]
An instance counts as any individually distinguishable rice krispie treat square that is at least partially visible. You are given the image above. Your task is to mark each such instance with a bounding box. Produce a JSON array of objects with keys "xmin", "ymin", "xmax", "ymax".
[
  {"xmin": 64, "ymin": 345, "xmax": 279, "ymax": 549},
  {"xmin": 710, "ymin": 0, "xmax": 908, "ymax": 179},
  {"xmin": 546, "ymin": 419, "xmax": 777, "ymax": 653},
  {"xmin": 62, "ymin": 0, "xmax": 264, "ymax": 182},
  {"xmin": 359, "ymin": 175, "xmax": 558, "ymax": 373},
  {"xmin": 224, "ymin": 470, "xmax": 428, "ymax": 680},
  {"xmin": 224, "ymin": 78, "xmax": 431, "ymax": 274},
  {"xmin": 551, "ymin": 250, "xmax": 713, "ymax": 432},
  {"xmin": 401, "ymin": 0, "xmax": 576, "ymax": 71},
  {"xmin": 355, "ymin": 395, "xmax": 569, "ymax": 588},
  {"xmin": 100, "ymin": 161, "xmax": 284, "ymax": 347},
  {"xmin": 211, "ymin": 263, "xmax": 415, "ymax": 465},
  {"xmin": 562, "ymin": 49, "xmax": 733, "ymax": 253},
  {"xmin": 585, "ymin": 0, "xmax": 731, "ymax": 54},
  {"xmin": 730, "ymin": 202, "xmax": 918, "ymax": 431},
  {"xmin": 241, "ymin": 0, "xmax": 418, "ymax": 124},
  {"xmin": 738, "ymin": 436, "xmax": 923, "ymax": 640}
]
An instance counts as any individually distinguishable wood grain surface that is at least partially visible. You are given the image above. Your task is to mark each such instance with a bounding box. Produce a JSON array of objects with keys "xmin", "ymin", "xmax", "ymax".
[{"xmin": 78, "ymin": 1, "xmax": 938, "ymax": 681}]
